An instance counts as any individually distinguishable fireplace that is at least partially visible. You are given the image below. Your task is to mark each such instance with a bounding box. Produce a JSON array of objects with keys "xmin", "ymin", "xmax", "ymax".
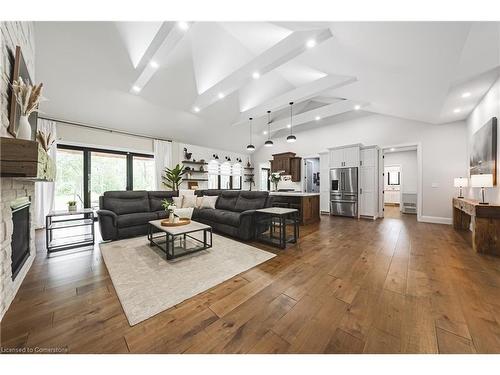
[{"xmin": 11, "ymin": 198, "xmax": 31, "ymax": 280}]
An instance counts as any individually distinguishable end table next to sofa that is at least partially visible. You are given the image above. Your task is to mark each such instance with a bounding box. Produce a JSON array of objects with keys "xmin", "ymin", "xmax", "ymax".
[{"xmin": 254, "ymin": 207, "xmax": 299, "ymax": 249}]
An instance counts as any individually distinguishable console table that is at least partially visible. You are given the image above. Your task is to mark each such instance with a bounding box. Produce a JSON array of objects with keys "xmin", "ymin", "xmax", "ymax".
[{"xmin": 452, "ymin": 197, "xmax": 500, "ymax": 256}]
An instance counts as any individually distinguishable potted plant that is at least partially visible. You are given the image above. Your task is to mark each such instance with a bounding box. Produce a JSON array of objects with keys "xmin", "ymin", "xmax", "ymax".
[
  {"xmin": 269, "ymin": 172, "xmax": 282, "ymax": 191},
  {"xmin": 67, "ymin": 200, "xmax": 77, "ymax": 212},
  {"xmin": 162, "ymin": 164, "xmax": 186, "ymax": 191},
  {"xmin": 161, "ymin": 198, "xmax": 177, "ymax": 222},
  {"xmin": 11, "ymin": 77, "xmax": 45, "ymax": 140}
]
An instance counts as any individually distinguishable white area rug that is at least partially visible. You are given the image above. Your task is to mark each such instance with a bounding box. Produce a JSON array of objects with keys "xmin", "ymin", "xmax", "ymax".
[{"xmin": 100, "ymin": 233, "xmax": 275, "ymax": 326}]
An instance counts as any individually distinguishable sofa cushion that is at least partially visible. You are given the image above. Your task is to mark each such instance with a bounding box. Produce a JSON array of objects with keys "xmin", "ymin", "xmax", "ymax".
[
  {"xmin": 103, "ymin": 191, "xmax": 150, "ymax": 215},
  {"xmin": 148, "ymin": 191, "xmax": 178, "ymax": 212},
  {"xmin": 234, "ymin": 192, "xmax": 268, "ymax": 212},
  {"xmin": 215, "ymin": 191, "xmax": 240, "ymax": 211},
  {"xmin": 194, "ymin": 208, "xmax": 241, "ymax": 227},
  {"xmin": 117, "ymin": 212, "xmax": 158, "ymax": 228}
]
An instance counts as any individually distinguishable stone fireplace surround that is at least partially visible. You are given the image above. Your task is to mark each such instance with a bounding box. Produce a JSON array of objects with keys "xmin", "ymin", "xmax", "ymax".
[{"xmin": 0, "ymin": 178, "xmax": 36, "ymax": 320}]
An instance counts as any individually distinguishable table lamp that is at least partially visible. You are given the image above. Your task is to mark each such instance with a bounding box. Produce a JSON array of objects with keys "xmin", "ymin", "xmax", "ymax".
[
  {"xmin": 471, "ymin": 174, "xmax": 493, "ymax": 205},
  {"xmin": 454, "ymin": 177, "xmax": 468, "ymax": 198}
]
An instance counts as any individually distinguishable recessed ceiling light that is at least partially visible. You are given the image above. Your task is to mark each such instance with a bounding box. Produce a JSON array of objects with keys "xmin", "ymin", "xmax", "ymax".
[
  {"xmin": 315, "ymin": 116, "xmax": 321, "ymax": 121},
  {"xmin": 149, "ymin": 61, "xmax": 159, "ymax": 69},
  {"xmin": 132, "ymin": 86, "xmax": 141, "ymax": 93},
  {"xmin": 286, "ymin": 124, "xmax": 291, "ymax": 128},
  {"xmin": 218, "ymin": 92, "xmax": 225, "ymax": 99},
  {"xmin": 390, "ymin": 147, "xmax": 395, "ymax": 152},
  {"xmin": 354, "ymin": 105, "xmax": 361, "ymax": 110},
  {"xmin": 461, "ymin": 92, "xmax": 471, "ymax": 98},
  {"xmin": 306, "ymin": 39, "xmax": 316, "ymax": 48},
  {"xmin": 252, "ymin": 71, "xmax": 260, "ymax": 80},
  {"xmin": 177, "ymin": 21, "xmax": 189, "ymax": 31},
  {"xmin": 263, "ymin": 130, "xmax": 268, "ymax": 135},
  {"xmin": 193, "ymin": 106, "xmax": 200, "ymax": 113},
  {"xmin": 454, "ymin": 108, "xmax": 461, "ymax": 113}
]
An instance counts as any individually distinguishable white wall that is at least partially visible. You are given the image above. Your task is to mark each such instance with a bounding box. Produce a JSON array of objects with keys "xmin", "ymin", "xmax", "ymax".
[
  {"xmin": 384, "ymin": 150, "xmax": 418, "ymax": 193},
  {"xmin": 253, "ymin": 113, "xmax": 467, "ymax": 220},
  {"xmin": 466, "ymin": 76, "xmax": 500, "ymax": 203}
]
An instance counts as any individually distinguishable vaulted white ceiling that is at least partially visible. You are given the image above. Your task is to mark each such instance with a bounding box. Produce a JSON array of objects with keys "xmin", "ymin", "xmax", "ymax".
[{"xmin": 34, "ymin": 21, "xmax": 500, "ymax": 152}]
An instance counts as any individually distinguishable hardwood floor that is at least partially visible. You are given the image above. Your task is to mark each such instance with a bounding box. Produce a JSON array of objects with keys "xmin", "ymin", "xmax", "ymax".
[{"xmin": 2, "ymin": 208, "xmax": 500, "ymax": 353}]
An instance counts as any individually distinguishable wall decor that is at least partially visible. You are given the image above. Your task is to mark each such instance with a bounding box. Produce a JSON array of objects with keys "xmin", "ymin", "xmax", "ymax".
[
  {"xmin": 8, "ymin": 46, "xmax": 39, "ymax": 140},
  {"xmin": 470, "ymin": 117, "xmax": 497, "ymax": 185},
  {"xmin": 183, "ymin": 147, "xmax": 192, "ymax": 160}
]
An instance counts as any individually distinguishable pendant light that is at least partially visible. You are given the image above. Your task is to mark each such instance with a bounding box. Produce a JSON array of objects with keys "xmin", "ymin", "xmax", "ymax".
[
  {"xmin": 286, "ymin": 101, "xmax": 297, "ymax": 143},
  {"xmin": 246, "ymin": 117, "xmax": 255, "ymax": 151},
  {"xmin": 264, "ymin": 110, "xmax": 273, "ymax": 147}
]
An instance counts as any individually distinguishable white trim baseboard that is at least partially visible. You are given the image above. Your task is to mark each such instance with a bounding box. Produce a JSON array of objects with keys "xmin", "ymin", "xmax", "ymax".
[{"xmin": 419, "ymin": 215, "xmax": 452, "ymax": 225}]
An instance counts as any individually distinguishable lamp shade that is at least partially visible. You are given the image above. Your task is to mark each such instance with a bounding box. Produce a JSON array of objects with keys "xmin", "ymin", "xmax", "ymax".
[
  {"xmin": 454, "ymin": 177, "xmax": 469, "ymax": 187},
  {"xmin": 471, "ymin": 174, "xmax": 493, "ymax": 188}
]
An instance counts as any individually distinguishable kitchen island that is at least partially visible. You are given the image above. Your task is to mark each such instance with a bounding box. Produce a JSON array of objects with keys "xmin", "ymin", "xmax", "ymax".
[{"xmin": 269, "ymin": 192, "xmax": 320, "ymax": 225}]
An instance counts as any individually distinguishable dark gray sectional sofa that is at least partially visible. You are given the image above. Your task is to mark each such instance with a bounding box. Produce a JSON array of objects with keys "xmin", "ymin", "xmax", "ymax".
[{"xmin": 97, "ymin": 189, "xmax": 272, "ymax": 242}]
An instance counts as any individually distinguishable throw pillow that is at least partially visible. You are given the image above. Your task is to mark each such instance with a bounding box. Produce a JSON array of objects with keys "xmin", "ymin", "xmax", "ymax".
[
  {"xmin": 196, "ymin": 196, "xmax": 204, "ymax": 208},
  {"xmin": 200, "ymin": 195, "xmax": 218, "ymax": 209},
  {"xmin": 174, "ymin": 207, "xmax": 194, "ymax": 219},
  {"xmin": 182, "ymin": 195, "xmax": 198, "ymax": 208},
  {"xmin": 172, "ymin": 196, "xmax": 183, "ymax": 208}
]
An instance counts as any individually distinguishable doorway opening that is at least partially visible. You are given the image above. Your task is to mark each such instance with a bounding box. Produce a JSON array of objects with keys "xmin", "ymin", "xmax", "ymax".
[
  {"xmin": 303, "ymin": 157, "xmax": 320, "ymax": 193},
  {"xmin": 381, "ymin": 145, "xmax": 420, "ymax": 220}
]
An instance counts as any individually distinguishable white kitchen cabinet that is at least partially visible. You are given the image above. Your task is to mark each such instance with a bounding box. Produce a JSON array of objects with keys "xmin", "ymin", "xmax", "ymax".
[
  {"xmin": 384, "ymin": 189, "xmax": 400, "ymax": 204},
  {"xmin": 329, "ymin": 145, "xmax": 360, "ymax": 168},
  {"xmin": 343, "ymin": 146, "xmax": 360, "ymax": 168},
  {"xmin": 319, "ymin": 152, "xmax": 330, "ymax": 213},
  {"xmin": 359, "ymin": 147, "xmax": 379, "ymax": 218},
  {"xmin": 329, "ymin": 148, "xmax": 344, "ymax": 168}
]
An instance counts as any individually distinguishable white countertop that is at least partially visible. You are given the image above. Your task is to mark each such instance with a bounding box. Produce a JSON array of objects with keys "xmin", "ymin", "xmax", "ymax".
[{"xmin": 269, "ymin": 192, "xmax": 320, "ymax": 197}]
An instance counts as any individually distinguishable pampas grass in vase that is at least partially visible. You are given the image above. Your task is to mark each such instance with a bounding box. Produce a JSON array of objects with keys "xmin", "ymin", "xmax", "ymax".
[{"xmin": 12, "ymin": 77, "xmax": 45, "ymax": 140}]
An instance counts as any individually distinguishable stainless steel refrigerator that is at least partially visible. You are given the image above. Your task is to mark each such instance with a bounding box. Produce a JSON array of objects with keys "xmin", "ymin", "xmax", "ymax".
[{"xmin": 330, "ymin": 167, "xmax": 358, "ymax": 217}]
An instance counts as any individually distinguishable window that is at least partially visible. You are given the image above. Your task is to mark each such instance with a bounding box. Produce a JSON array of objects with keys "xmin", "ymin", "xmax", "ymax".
[
  {"xmin": 55, "ymin": 148, "xmax": 84, "ymax": 210},
  {"xmin": 232, "ymin": 163, "xmax": 242, "ymax": 190},
  {"xmin": 260, "ymin": 168, "xmax": 270, "ymax": 191},
  {"xmin": 208, "ymin": 160, "xmax": 219, "ymax": 189},
  {"xmin": 133, "ymin": 156, "xmax": 155, "ymax": 190},
  {"xmin": 388, "ymin": 171, "xmax": 400, "ymax": 185},
  {"xmin": 56, "ymin": 145, "xmax": 154, "ymax": 210},
  {"xmin": 220, "ymin": 162, "xmax": 231, "ymax": 189}
]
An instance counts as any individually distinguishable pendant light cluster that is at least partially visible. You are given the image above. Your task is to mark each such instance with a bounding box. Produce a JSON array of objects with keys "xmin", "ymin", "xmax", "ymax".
[{"xmin": 246, "ymin": 101, "xmax": 297, "ymax": 151}]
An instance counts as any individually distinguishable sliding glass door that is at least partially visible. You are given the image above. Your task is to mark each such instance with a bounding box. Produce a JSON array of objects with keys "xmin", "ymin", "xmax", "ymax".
[
  {"xmin": 55, "ymin": 148, "xmax": 84, "ymax": 210},
  {"xmin": 55, "ymin": 145, "xmax": 154, "ymax": 211},
  {"xmin": 90, "ymin": 151, "xmax": 127, "ymax": 209}
]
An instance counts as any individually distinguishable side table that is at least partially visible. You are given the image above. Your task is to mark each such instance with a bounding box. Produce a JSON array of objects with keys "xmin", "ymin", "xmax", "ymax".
[
  {"xmin": 46, "ymin": 209, "xmax": 95, "ymax": 253},
  {"xmin": 254, "ymin": 207, "xmax": 299, "ymax": 249}
]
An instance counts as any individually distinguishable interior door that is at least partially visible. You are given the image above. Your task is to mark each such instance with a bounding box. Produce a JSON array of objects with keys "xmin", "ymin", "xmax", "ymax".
[
  {"xmin": 360, "ymin": 166, "xmax": 375, "ymax": 216},
  {"xmin": 319, "ymin": 152, "xmax": 330, "ymax": 212}
]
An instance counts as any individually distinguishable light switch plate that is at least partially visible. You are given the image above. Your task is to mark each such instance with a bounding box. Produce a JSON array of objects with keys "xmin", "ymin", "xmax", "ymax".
[{"xmin": 431, "ymin": 182, "xmax": 440, "ymax": 188}]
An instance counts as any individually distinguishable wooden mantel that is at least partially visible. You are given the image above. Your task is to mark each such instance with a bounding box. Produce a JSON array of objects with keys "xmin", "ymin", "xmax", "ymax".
[
  {"xmin": 453, "ymin": 197, "xmax": 500, "ymax": 256},
  {"xmin": 0, "ymin": 137, "xmax": 55, "ymax": 181}
]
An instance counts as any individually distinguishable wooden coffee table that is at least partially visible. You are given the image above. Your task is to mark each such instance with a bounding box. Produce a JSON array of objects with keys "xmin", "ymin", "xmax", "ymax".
[{"xmin": 147, "ymin": 219, "xmax": 212, "ymax": 260}]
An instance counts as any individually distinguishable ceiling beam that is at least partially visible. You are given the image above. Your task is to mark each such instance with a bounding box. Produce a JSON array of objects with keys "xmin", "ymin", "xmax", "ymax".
[
  {"xmin": 130, "ymin": 22, "xmax": 190, "ymax": 93},
  {"xmin": 232, "ymin": 74, "xmax": 357, "ymax": 125},
  {"xmin": 269, "ymin": 100, "xmax": 368, "ymax": 133},
  {"xmin": 193, "ymin": 27, "xmax": 333, "ymax": 111}
]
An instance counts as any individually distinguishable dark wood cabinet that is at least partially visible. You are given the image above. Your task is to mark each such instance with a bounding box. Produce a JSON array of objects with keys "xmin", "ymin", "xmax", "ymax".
[
  {"xmin": 271, "ymin": 194, "xmax": 320, "ymax": 225},
  {"xmin": 270, "ymin": 152, "xmax": 301, "ymax": 181}
]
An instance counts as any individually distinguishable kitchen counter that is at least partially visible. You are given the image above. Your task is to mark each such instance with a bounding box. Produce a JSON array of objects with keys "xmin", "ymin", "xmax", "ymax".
[
  {"xmin": 269, "ymin": 192, "xmax": 320, "ymax": 197},
  {"xmin": 270, "ymin": 193, "xmax": 320, "ymax": 225}
]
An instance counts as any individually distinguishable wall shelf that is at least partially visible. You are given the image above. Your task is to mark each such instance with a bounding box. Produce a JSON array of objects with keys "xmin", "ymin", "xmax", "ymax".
[
  {"xmin": 183, "ymin": 178, "xmax": 208, "ymax": 182},
  {"xmin": 182, "ymin": 160, "xmax": 208, "ymax": 165}
]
